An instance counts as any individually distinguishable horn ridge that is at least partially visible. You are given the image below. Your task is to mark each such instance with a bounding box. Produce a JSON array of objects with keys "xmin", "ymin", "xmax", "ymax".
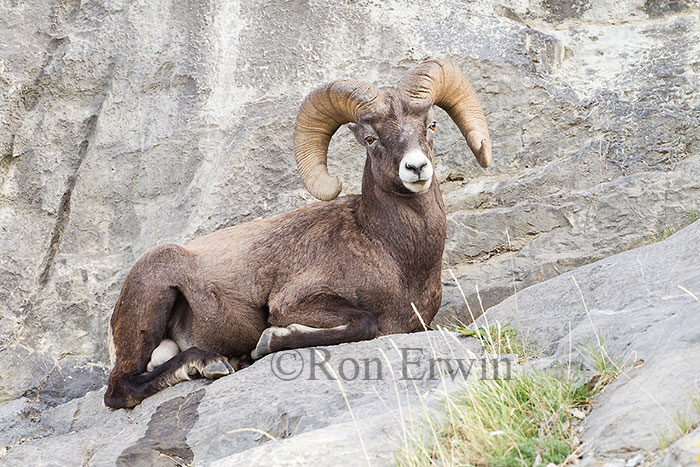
[
  {"xmin": 293, "ymin": 80, "xmax": 384, "ymax": 201},
  {"xmin": 400, "ymin": 58, "xmax": 492, "ymax": 168}
]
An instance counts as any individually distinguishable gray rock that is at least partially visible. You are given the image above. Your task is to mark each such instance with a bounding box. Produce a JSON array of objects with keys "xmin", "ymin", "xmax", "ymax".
[
  {"xmin": 0, "ymin": 331, "xmax": 485, "ymax": 466},
  {"xmin": 625, "ymin": 453, "xmax": 644, "ymax": 466},
  {"xmin": 476, "ymin": 220, "xmax": 700, "ymax": 462},
  {"xmin": 437, "ymin": 158, "xmax": 700, "ymax": 326},
  {"xmin": 659, "ymin": 426, "xmax": 700, "ymax": 466}
]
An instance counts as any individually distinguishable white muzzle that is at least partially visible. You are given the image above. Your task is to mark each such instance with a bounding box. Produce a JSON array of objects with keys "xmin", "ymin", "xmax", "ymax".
[{"xmin": 399, "ymin": 149, "xmax": 433, "ymax": 193}]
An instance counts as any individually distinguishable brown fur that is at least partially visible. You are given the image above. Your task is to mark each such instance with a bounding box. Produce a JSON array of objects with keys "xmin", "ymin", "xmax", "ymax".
[{"xmin": 105, "ymin": 90, "xmax": 448, "ymax": 409}]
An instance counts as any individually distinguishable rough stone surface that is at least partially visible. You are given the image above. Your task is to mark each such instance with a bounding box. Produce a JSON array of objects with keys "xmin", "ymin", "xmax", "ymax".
[
  {"xmin": 0, "ymin": 331, "xmax": 484, "ymax": 466},
  {"xmin": 1, "ymin": 0, "xmax": 699, "ymax": 461},
  {"xmin": 477, "ymin": 220, "xmax": 700, "ymax": 465},
  {"xmin": 659, "ymin": 426, "xmax": 700, "ymax": 466}
]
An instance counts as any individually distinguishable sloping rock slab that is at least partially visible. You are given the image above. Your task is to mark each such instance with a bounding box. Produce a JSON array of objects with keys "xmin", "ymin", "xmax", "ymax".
[
  {"xmin": 477, "ymin": 220, "xmax": 700, "ymax": 464},
  {"xmin": 0, "ymin": 331, "xmax": 483, "ymax": 466}
]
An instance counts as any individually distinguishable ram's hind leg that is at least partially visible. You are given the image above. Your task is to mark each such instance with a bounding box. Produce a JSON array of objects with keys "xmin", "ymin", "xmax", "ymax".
[
  {"xmin": 106, "ymin": 347, "xmax": 233, "ymax": 409},
  {"xmin": 252, "ymin": 294, "xmax": 378, "ymax": 359},
  {"xmin": 104, "ymin": 243, "xmax": 232, "ymax": 409}
]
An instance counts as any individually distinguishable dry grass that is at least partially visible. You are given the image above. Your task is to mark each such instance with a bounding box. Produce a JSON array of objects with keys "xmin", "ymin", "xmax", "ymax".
[
  {"xmin": 395, "ymin": 362, "xmax": 612, "ymax": 466},
  {"xmin": 396, "ymin": 319, "xmax": 621, "ymax": 467},
  {"xmin": 455, "ymin": 323, "xmax": 541, "ymax": 364},
  {"xmin": 656, "ymin": 210, "xmax": 698, "ymax": 242}
]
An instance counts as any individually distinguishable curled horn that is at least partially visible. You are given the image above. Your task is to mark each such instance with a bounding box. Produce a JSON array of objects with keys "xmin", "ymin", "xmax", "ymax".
[
  {"xmin": 294, "ymin": 80, "xmax": 385, "ymax": 201},
  {"xmin": 400, "ymin": 59, "xmax": 492, "ymax": 168}
]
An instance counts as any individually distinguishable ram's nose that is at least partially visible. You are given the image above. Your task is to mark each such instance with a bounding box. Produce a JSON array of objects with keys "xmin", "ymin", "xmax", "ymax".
[
  {"xmin": 405, "ymin": 161, "xmax": 428, "ymax": 177},
  {"xmin": 400, "ymin": 149, "xmax": 433, "ymax": 181}
]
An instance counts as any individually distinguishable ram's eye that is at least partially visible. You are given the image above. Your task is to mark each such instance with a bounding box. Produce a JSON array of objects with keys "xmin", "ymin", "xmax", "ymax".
[
  {"xmin": 365, "ymin": 136, "xmax": 376, "ymax": 145},
  {"xmin": 428, "ymin": 121, "xmax": 437, "ymax": 131}
]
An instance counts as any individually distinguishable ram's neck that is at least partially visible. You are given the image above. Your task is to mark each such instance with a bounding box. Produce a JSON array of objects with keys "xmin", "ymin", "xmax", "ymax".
[{"xmin": 357, "ymin": 159, "xmax": 446, "ymax": 274}]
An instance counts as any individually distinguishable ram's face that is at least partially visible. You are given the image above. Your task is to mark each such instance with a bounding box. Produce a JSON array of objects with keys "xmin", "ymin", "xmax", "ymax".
[{"xmin": 349, "ymin": 93, "xmax": 436, "ymax": 195}]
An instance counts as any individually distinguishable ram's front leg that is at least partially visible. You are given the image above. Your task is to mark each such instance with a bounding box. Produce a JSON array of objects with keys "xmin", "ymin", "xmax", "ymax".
[{"xmin": 251, "ymin": 294, "xmax": 378, "ymax": 360}]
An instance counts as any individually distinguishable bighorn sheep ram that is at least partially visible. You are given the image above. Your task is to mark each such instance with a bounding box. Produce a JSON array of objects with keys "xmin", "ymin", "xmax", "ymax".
[{"xmin": 104, "ymin": 59, "xmax": 491, "ymax": 409}]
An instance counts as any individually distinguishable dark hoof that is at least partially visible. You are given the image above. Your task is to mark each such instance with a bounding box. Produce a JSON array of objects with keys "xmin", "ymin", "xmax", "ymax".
[
  {"xmin": 252, "ymin": 326, "xmax": 288, "ymax": 360},
  {"xmin": 202, "ymin": 360, "xmax": 234, "ymax": 379},
  {"xmin": 251, "ymin": 330, "xmax": 272, "ymax": 360}
]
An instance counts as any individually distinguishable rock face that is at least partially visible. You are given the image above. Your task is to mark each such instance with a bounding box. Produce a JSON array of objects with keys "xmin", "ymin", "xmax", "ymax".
[{"xmin": 0, "ymin": 0, "xmax": 698, "ymax": 432}]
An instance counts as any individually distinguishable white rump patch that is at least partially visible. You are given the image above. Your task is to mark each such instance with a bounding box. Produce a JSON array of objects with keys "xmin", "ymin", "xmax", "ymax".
[
  {"xmin": 147, "ymin": 339, "xmax": 180, "ymax": 372},
  {"xmin": 399, "ymin": 149, "xmax": 433, "ymax": 193}
]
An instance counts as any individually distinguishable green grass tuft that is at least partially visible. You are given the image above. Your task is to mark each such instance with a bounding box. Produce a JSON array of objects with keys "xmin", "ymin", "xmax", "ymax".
[
  {"xmin": 578, "ymin": 337, "xmax": 624, "ymax": 383},
  {"xmin": 395, "ymin": 362, "xmax": 617, "ymax": 466},
  {"xmin": 656, "ymin": 391, "xmax": 700, "ymax": 450},
  {"xmin": 492, "ymin": 438, "xmax": 571, "ymax": 467},
  {"xmin": 655, "ymin": 210, "xmax": 699, "ymax": 242},
  {"xmin": 455, "ymin": 323, "xmax": 541, "ymax": 363},
  {"xmin": 396, "ymin": 334, "xmax": 623, "ymax": 467}
]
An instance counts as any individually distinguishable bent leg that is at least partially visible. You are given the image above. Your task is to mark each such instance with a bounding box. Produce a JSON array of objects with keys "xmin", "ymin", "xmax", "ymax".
[
  {"xmin": 104, "ymin": 347, "xmax": 233, "ymax": 409},
  {"xmin": 104, "ymin": 243, "xmax": 230, "ymax": 409},
  {"xmin": 252, "ymin": 294, "xmax": 378, "ymax": 359}
]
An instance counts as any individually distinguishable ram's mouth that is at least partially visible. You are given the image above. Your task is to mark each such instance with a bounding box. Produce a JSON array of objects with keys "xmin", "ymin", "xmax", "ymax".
[{"xmin": 402, "ymin": 178, "xmax": 432, "ymax": 193}]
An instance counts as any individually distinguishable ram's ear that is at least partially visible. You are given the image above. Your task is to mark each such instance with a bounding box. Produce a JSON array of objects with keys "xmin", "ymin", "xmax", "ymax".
[{"xmin": 347, "ymin": 123, "xmax": 365, "ymax": 145}]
